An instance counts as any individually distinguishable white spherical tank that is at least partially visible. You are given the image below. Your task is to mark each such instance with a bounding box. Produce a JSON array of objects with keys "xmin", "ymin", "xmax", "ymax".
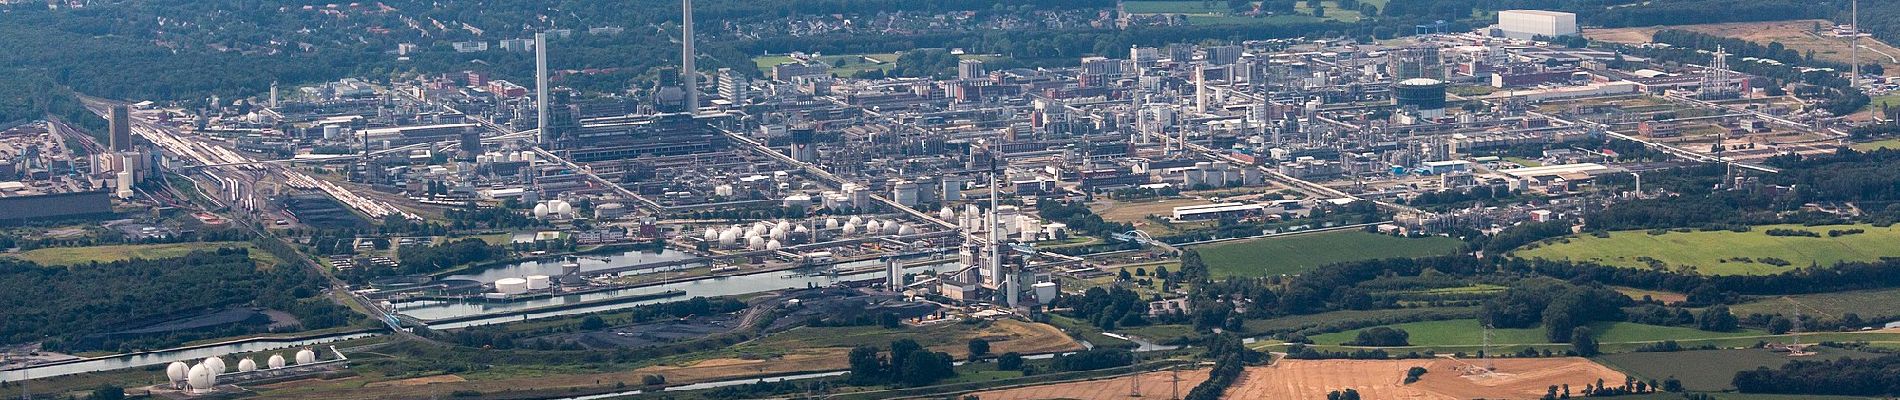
[
  {"xmin": 203, "ymin": 357, "xmax": 226, "ymax": 374},
  {"xmin": 533, "ymin": 203, "xmax": 550, "ymax": 219},
  {"xmin": 295, "ymin": 349, "xmax": 317, "ymax": 365},
  {"xmin": 166, "ymin": 361, "xmax": 190, "ymax": 386},
  {"xmin": 748, "ymin": 236, "xmax": 768, "ymax": 250},
  {"xmin": 939, "ymin": 207, "xmax": 956, "ymax": 221},
  {"xmin": 793, "ymin": 224, "xmax": 810, "ymax": 235},
  {"xmin": 526, "ymin": 275, "xmax": 551, "ymax": 290},
  {"xmin": 703, "ymin": 227, "xmax": 719, "ymax": 241},
  {"xmin": 268, "ymin": 354, "xmax": 286, "ymax": 369},
  {"xmin": 495, "ymin": 277, "xmax": 530, "ymax": 294},
  {"xmin": 775, "ymin": 221, "xmax": 792, "ymax": 233},
  {"xmin": 848, "ymin": 216, "xmax": 863, "ymax": 225},
  {"xmin": 883, "ymin": 221, "xmax": 902, "ymax": 235},
  {"xmin": 237, "ymin": 358, "xmax": 257, "ymax": 372},
  {"xmin": 553, "ymin": 200, "xmax": 572, "ymax": 216},
  {"xmin": 766, "ymin": 239, "xmax": 782, "ymax": 250},
  {"xmin": 897, "ymin": 224, "xmax": 917, "ymax": 236},
  {"xmin": 769, "ymin": 226, "xmax": 786, "ymax": 240},
  {"xmin": 720, "ymin": 227, "xmax": 743, "ymax": 246},
  {"xmin": 187, "ymin": 363, "xmax": 215, "ymax": 392},
  {"xmin": 841, "ymin": 221, "xmax": 860, "ymax": 236},
  {"xmin": 865, "ymin": 219, "xmax": 882, "ymax": 234},
  {"xmin": 825, "ymin": 218, "xmax": 840, "ymax": 229}
]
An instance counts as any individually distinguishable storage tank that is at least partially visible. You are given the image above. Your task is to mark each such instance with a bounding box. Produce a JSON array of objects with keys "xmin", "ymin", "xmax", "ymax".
[
  {"xmin": 495, "ymin": 277, "xmax": 530, "ymax": 294},
  {"xmin": 703, "ymin": 227, "xmax": 719, "ymax": 241},
  {"xmin": 533, "ymin": 203, "xmax": 550, "ymax": 219},
  {"xmin": 526, "ymin": 275, "xmax": 551, "ymax": 290},
  {"xmin": 841, "ymin": 220, "xmax": 860, "ymax": 236},
  {"xmin": 939, "ymin": 207, "xmax": 956, "ymax": 221},
  {"xmin": 1393, "ymin": 78, "xmax": 1448, "ymax": 111},
  {"xmin": 766, "ymin": 239, "xmax": 782, "ymax": 250},
  {"xmin": 824, "ymin": 218, "xmax": 840, "ymax": 230},
  {"xmin": 721, "ymin": 226, "xmax": 744, "ymax": 246},
  {"xmin": 187, "ymin": 363, "xmax": 215, "ymax": 393},
  {"xmin": 203, "ymin": 357, "xmax": 226, "ymax": 374},
  {"xmin": 897, "ymin": 224, "xmax": 917, "ymax": 236},
  {"xmin": 748, "ymin": 236, "xmax": 768, "ymax": 250},
  {"xmin": 268, "ymin": 354, "xmax": 286, "ymax": 369},
  {"xmin": 883, "ymin": 220, "xmax": 902, "ymax": 235},
  {"xmin": 864, "ymin": 219, "xmax": 882, "ymax": 234},
  {"xmin": 237, "ymin": 358, "xmax": 257, "ymax": 373},
  {"xmin": 166, "ymin": 362, "xmax": 190, "ymax": 387},
  {"xmin": 552, "ymin": 200, "xmax": 572, "ymax": 216},
  {"xmin": 295, "ymin": 349, "xmax": 317, "ymax": 365}
]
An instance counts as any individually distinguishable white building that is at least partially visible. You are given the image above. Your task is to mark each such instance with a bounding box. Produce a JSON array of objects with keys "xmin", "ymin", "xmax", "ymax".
[{"xmin": 1496, "ymin": 10, "xmax": 1578, "ymax": 40}]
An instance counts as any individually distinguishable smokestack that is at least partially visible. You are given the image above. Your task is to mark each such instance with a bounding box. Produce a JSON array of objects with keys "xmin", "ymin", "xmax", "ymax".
[
  {"xmin": 108, "ymin": 104, "xmax": 130, "ymax": 152},
  {"xmin": 1194, "ymin": 63, "xmax": 1207, "ymax": 114},
  {"xmin": 535, "ymin": 32, "xmax": 551, "ymax": 146},
  {"xmin": 682, "ymin": 0, "xmax": 697, "ymax": 115}
]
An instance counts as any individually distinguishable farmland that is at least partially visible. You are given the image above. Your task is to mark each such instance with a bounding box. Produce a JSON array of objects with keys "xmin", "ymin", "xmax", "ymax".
[
  {"xmin": 1585, "ymin": 19, "xmax": 1900, "ymax": 78},
  {"xmin": 1598, "ymin": 348, "xmax": 1890, "ymax": 391},
  {"xmin": 970, "ymin": 369, "xmax": 1211, "ymax": 400},
  {"xmin": 1193, "ymin": 230, "xmax": 1464, "ymax": 278},
  {"xmin": 1730, "ymin": 287, "xmax": 1900, "ymax": 321},
  {"xmin": 1307, "ymin": 319, "xmax": 1763, "ymax": 348},
  {"xmin": 6, "ymin": 241, "xmax": 279, "ymax": 267},
  {"xmin": 1511, "ymin": 224, "xmax": 1900, "ymax": 276},
  {"xmin": 1223, "ymin": 358, "xmax": 1624, "ymax": 400}
]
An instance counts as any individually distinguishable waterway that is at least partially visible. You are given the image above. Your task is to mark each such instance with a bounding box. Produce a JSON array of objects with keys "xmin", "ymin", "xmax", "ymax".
[
  {"xmin": 445, "ymin": 248, "xmax": 695, "ymax": 283},
  {"xmin": 0, "ymin": 332, "xmax": 376, "ymax": 382}
]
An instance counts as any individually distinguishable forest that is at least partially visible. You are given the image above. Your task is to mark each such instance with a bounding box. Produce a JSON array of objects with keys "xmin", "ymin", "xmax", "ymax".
[{"xmin": 0, "ymin": 248, "xmax": 356, "ymax": 351}]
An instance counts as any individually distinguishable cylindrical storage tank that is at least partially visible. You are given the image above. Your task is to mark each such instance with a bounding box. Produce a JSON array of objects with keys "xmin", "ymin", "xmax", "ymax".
[
  {"xmin": 203, "ymin": 357, "xmax": 226, "ymax": 374},
  {"xmin": 495, "ymin": 278, "xmax": 530, "ymax": 294},
  {"xmin": 268, "ymin": 354, "xmax": 286, "ymax": 369},
  {"xmin": 187, "ymin": 364, "xmax": 214, "ymax": 392},
  {"xmin": 166, "ymin": 362, "xmax": 190, "ymax": 386},
  {"xmin": 238, "ymin": 358, "xmax": 257, "ymax": 372},
  {"xmin": 1393, "ymin": 78, "xmax": 1448, "ymax": 111},
  {"xmin": 526, "ymin": 275, "xmax": 551, "ymax": 290},
  {"xmin": 295, "ymin": 349, "xmax": 317, "ymax": 365}
]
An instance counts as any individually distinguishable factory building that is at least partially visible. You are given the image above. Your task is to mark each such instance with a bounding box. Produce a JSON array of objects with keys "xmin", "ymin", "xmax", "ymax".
[{"xmin": 1496, "ymin": 10, "xmax": 1579, "ymax": 40}]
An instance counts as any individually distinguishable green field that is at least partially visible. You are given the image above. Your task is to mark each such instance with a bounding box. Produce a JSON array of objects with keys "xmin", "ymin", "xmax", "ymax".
[
  {"xmin": 1512, "ymin": 224, "xmax": 1900, "ymax": 276},
  {"xmin": 1193, "ymin": 230, "xmax": 1463, "ymax": 278},
  {"xmin": 1730, "ymin": 287, "xmax": 1900, "ymax": 321},
  {"xmin": 1308, "ymin": 319, "xmax": 1763, "ymax": 348},
  {"xmin": 6, "ymin": 242, "xmax": 279, "ymax": 267},
  {"xmin": 1852, "ymin": 137, "xmax": 1900, "ymax": 151},
  {"xmin": 1121, "ymin": 1, "xmax": 1347, "ymax": 25},
  {"xmin": 1599, "ymin": 348, "xmax": 1890, "ymax": 392},
  {"xmin": 753, "ymin": 52, "xmax": 902, "ymax": 77}
]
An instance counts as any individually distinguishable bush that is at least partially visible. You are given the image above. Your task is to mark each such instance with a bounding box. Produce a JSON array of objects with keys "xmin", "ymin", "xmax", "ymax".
[
  {"xmin": 1403, "ymin": 366, "xmax": 1428, "ymax": 384},
  {"xmin": 1345, "ymin": 327, "xmax": 1410, "ymax": 346},
  {"xmin": 641, "ymin": 374, "xmax": 666, "ymax": 386}
]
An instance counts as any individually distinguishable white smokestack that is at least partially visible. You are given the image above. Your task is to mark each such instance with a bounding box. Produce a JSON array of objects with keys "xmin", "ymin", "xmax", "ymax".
[
  {"xmin": 535, "ymin": 32, "xmax": 550, "ymax": 146},
  {"xmin": 682, "ymin": 0, "xmax": 697, "ymax": 115}
]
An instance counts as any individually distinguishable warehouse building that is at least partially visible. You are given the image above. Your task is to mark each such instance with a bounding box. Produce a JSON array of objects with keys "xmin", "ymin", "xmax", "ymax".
[{"xmin": 1496, "ymin": 10, "xmax": 1578, "ymax": 40}]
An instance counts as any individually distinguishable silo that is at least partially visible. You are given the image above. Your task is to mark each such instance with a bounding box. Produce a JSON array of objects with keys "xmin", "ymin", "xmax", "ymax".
[{"xmin": 495, "ymin": 278, "xmax": 530, "ymax": 294}]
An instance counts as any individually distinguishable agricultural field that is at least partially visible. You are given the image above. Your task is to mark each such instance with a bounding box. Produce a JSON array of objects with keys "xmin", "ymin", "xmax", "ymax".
[
  {"xmin": 1193, "ymin": 230, "xmax": 1463, "ymax": 278},
  {"xmin": 1852, "ymin": 137, "xmax": 1900, "ymax": 151},
  {"xmin": 1511, "ymin": 224, "xmax": 1900, "ymax": 276},
  {"xmin": 1729, "ymin": 287, "xmax": 1900, "ymax": 321},
  {"xmin": 1308, "ymin": 319, "xmax": 1762, "ymax": 348},
  {"xmin": 1090, "ymin": 197, "xmax": 1212, "ymax": 235},
  {"xmin": 1613, "ymin": 286, "xmax": 1688, "ymax": 305},
  {"xmin": 1598, "ymin": 348, "xmax": 1890, "ymax": 392},
  {"xmin": 6, "ymin": 241, "xmax": 279, "ymax": 267},
  {"xmin": 1585, "ymin": 19, "xmax": 1900, "ymax": 78},
  {"xmin": 970, "ymin": 369, "xmax": 1211, "ymax": 400},
  {"xmin": 1223, "ymin": 358, "xmax": 1624, "ymax": 400},
  {"xmin": 1242, "ymin": 306, "xmax": 1479, "ymax": 335}
]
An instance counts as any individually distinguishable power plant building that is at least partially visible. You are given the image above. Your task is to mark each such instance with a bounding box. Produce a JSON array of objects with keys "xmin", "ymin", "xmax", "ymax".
[{"xmin": 1496, "ymin": 10, "xmax": 1579, "ymax": 40}]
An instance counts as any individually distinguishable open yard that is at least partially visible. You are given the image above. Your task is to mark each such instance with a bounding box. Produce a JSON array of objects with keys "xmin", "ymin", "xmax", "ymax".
[
  {"xmin": 1511, "ymin": 224, "xmax": 1900, "ymax": 276},
  {"xmin": 1224, "ymin": 358, "xmax": 1624, "ymax": 400},
  {"xmin": 1852, "ymin": 137, "xmax": 1900, "ymax": 151},
  {"xmin": 1598, "ymin": 348, "xmax": 1889, "ymax": 391},
  {"xmin": 1193, "ymin": 230, "xmax": 1463, "ymax": 278},
  {"xmin": 6, "ymin": 241, "xmax": 280, "ymax": 267},
  {"xmin": 1091, "ymin": 197, "xmax": 1211, "ymax": 235},
  {"xmin": 971, "ymin": 369, "xmax": 1211, "ymax": 400},
  {"xmin": 1586, "ymin": 19, "xmax": 1900, "ymax": 77}
]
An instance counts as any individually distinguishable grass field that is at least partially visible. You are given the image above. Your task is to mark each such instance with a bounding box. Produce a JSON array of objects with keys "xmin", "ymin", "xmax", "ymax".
[
  {"xmin": 1193, "ymin": 230, "xmax": 1463, "ymax": 278},
  {"xmin": 753, "ymin": 52, "xmax": 902, "ymax": 77},
  {"xmin": 1852, "ymin": 137, "xmax": 1900, "ymax": 151},
  {"xmin": 1242, "ymin": 307, "xmax": 1479, "ymax": 335},
  {"xmin": 1730, "ymin": 287, "xmax": 1900, "ymax": 321},
  {"xmin": 1598, "ymin": 348, "xmax": 1889, "ymax": 391},
  {"xmin": 1308, "ymin": 319, "xmax": 1763, "ymax": 348},
  {"xmin": 1121, "ymin": 1, "xmax": 1344, "ymax": 25},
  {"xmin": 7, "ymin": 242, "xmax": 280, "ymax": 267},
  {"xmin": 1512, "ymin": 224, "xmax": 1900, "ymax": 276}
]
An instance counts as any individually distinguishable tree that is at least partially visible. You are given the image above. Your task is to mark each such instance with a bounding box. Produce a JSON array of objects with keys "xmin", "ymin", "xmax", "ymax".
[
  {"xmin": 968, "ymin": 338, "xmax": 990, "ymax": 360},
  {"xmin": 90, "ymin": 385, "xmax": 125, "ymax": 400},
  {"xmin": 847, "ymin": 345, "xmax": 885, "ymax": 385},
  {"xmin": 1767, "ymin": 316, "xmax": 1794, "ymax": 334},
  {"xmin": 1571, "ymin": 326, "xmax": 1599, "ymax": 356},
  {"xmin": 579, "ymin": 315, "xmax": 607, "ymax": 330},
  {"xmin": 1348, "ymin": 327, "xmax": 1410, "ymax": 346},
  {"xmin": 997, "ymin": 352, "xmax": 1024, "ymax": 371},
  {"xmin": 1698, "ymin": 305, "xmax": 1740, "ymax": 331},
  {"xmin": 879, "ymin": 312, "xmax": 902, "ymax": 329}
]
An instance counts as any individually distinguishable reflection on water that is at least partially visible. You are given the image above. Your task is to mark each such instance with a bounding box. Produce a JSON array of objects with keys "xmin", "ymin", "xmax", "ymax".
[{"xmin": 0, "ymin": 333, "xmax": 375, "ymax": 382}]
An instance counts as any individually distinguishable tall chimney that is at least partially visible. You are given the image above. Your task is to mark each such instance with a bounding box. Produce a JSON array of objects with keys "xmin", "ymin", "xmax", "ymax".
[
  {"xmin": 535, "ymin": 32, "xmax": 551, "ymax": 146},
  {"xmin": 108, "ymin": 104, "xmax": 130, "ymax": 152},
  {"xmin": 681, "ymin": 0, "xmax": 697, "ymax": 115}
]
